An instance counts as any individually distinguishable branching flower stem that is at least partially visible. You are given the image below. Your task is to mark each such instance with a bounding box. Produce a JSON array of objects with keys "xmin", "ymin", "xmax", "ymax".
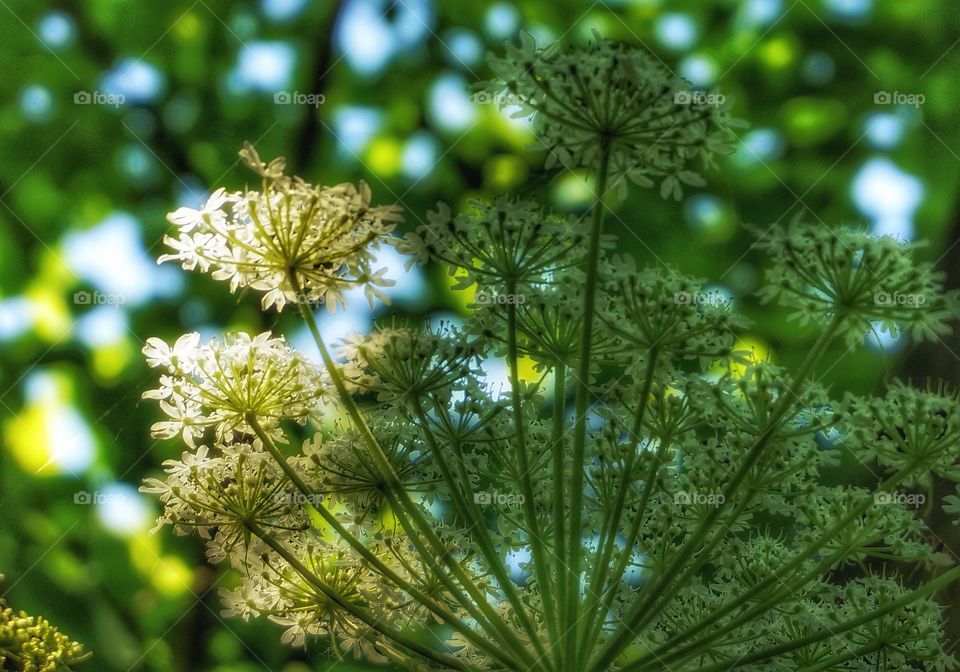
[
  {"xmin": 622, "ymin": 463, "xmax": 927, "ymax": 672},
  {"xmin": 550, "ymin": 361, "xmax": 567, "ymax": 656},
  {"xmin": 244, "ymin": 413, "xmax": 526, "ymax": 671},
  {"xmin": 406, "ymin": 397, "xmax": 552, "ymax": 669},
  {"xmin": 288, "ymin": 270, "xmax": 548, "ymax": 669},
  {"xmin": 565, "ymin": 141, "xmax": 612, "ymax": 667},
  {"xmin": 505, "ymin": 280, "xmax": 560, "ymax": 645},
  {"xmin": 244, "ymin": 518, "xmax": 478, "ymax": 672},
  {"xmin": 589, "ymin": 315, "xmax": 844, "ymax": 671},
  {"xmin": 578, "ymin": 350, "xmax": 659, "ymax": 659},
  {"xmin": 582, "ymin": 420, "xmax": 683, "ymax": 660}
]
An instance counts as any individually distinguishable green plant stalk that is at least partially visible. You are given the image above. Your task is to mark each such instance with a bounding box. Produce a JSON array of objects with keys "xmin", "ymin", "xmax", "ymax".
[
  {"xmin": 245, "ymin": 519, "xmax": 477, "ymax": 672},
  {"xmin": 288, "ymin": 271, "xmax": 538, "ymax": 663},
  {"xmin": 590, "ymin": 316, "xmax": 843, "ymax": 671},
  {"xmin": 245, "ymin": 414, "xmax": 525, "ymax": 671},
  {"xmin": 565, "ymin": 141, "xmax": 612, "ymax": 666},
  {"xmin": 793, "ymin": 643, "xmax": 884, "ymax": 672},
  {"xmin": 550, "ymin": 361, "xmax": 567, "ymax": 649},
  {"xmin": 407, "ymin": 397, "xmax": 553, "ymax": 668},
  {"xmin": 578, "ymin": 350, "xmax": 658, "ymax": 658},
  {"xmin": 608, "ymin": 318, "xmax": 846, "ymax": 647},
  {"xmin": 581, "ymin": 378, "xmax": 670, "ymax": 658},
  {"xmin": 690, "ymin": 564, "xmax": 960, "ymax": 672},
  {"xmin": 505, "ymin": 287, "xmax": 559, "ymax": 645}
]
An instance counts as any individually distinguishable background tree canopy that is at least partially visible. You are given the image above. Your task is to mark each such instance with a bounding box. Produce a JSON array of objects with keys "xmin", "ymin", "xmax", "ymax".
[{"xmin": 1, "ymin": 0, "xmax": 960, "ymax": 669}]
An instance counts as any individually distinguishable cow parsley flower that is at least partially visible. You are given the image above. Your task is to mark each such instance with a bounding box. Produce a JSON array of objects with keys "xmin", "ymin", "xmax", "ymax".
[
  {"xmin": 400, "ymin": 198, "xmax": 585, "ymax": 294},
  {"xmin": 160, "ymin": 143, "xmax": 403, "ymax": 311},
  {"xmin": 142, "ymin": 331, "xmax": 325, "ymax": 447},
  {"xmin": 140, "ymin": 443, "xmax": 309, "ymax": 561},
  {"xmin": 339, "ymin": 323, "xmax": 483, "ymax": 403},
  {"xmin": 755, "ymin": 218, "xmax": 960, "ymax": 344},
  {"xmin": 482, "ymin": 32, "xmax": 738, "ymax": 197}
]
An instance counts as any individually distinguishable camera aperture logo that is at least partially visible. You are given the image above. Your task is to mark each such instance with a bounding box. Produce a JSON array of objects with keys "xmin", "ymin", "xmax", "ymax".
[
  {"xmin": 74, "ymin": 490, "xmax": 126, "ymax": 505},
  {"xmin": 474, "ymin": 291, "xmax": 526, "ymax": 306},
  {"xmin": 874, "ymin": 91, "xmax": 925, "ymax": 108},
  {"xmin": 274, "ymin": 492, "xmax": 325, "ymax": 506},
  {"xmin": 472, "ymin": 90, "xmax": 522, "ymax": 106},
  {"xmin": 274, "ymin": 91, "xmax": 326, "ymax": 108},
  {"xmin": 74, "ymin": 290, "xmax": 125, "ymax": 306},
  {"xmin": 474, "ymin": 490, "xmax": 525, "ymax": 507},
  {"xmin": 674, "ymin": 490, "xmax": 725, "ymax": 507},
  {"xmin": 874, "ymin": 291, "xmax": 926, "ymax": 307},
  {"xmin": 674, "ymin": 289, "xmax": 727, "ymax": 307},
  {"xmin": 74, "ymin": 90, "xmax": 125, "ymax": 108},
  {"xmin": 874, "ymin": 491, "xmax": 925, "ymax": 508},
  {"xmin": 673, "ymin": 90, "xmax": 725, "ymax": 107}
]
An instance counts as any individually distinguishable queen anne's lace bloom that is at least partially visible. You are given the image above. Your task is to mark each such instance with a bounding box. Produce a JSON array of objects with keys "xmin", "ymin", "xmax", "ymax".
[
  {"xmin": 755, "ymin": 218, "xmax": 960, "ymax": 344},
  {"xmin": 339, "ymin": 323, "xmax": 482, "ymax": 403},
  {"xmin": 160, "ymin": 143, "xmax": 403, "ymax": 311},
  {"xmin": 142, "ymin": 331, "xmax": 325, "ymax": 447},
  {"xmin": 481, "ymin": 32, "xmax": 738, "ymax": 197},
  {"xmin": 141, "ymin": 443, "xmax": 310, "ymax": 560}
]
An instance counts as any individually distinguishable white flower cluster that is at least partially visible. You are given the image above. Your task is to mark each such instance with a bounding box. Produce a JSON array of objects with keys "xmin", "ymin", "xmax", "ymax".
[
  {"xmin": 159, "ymin": 143, "xmax": 403, "ymax": 312},
  {"xmin": 141, "ymin": 444, "xmax": 308, "ymax": 558},
  {"xmin": 142, "ymin": 331, "xmax": 326, "ymax": 447}
]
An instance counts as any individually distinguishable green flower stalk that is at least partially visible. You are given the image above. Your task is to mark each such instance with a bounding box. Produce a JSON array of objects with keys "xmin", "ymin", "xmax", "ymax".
[{"xmin": 143, "ymin": 34, "xmax": 960, "ymax": 672}]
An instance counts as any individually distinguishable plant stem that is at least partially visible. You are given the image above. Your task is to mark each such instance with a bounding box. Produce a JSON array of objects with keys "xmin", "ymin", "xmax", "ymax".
[
  {"xmin": 550, "ymin": 361, "xmax": 567, "ymax": 650},
  {"xmin": 565, "ymin": 141, "xmax": 612, "ymax": 666},
  {"xmin": 246, "ymin": 520, "xmax": 478, "ymax": 672},
  {"xmin": 623, "ymin": 463, "xmax": 923, "ymax": 672},
  {"xmin": 578, "ymin": 351, "xmax": 657, "ymax": 658},
  {"xmin": 589, "ymin": 315, "xmax": 843, "ymax": 672},
  {"xmin": 287, "ymin": 271, "xmax": 538, "ymax": 666},
  {"xmin": 407, "ymin": 398, "xmax": 551, "ymax": 669},
  {"xmin": 505, "ymin": 283, "xmax": 559, "ymax": 646},
  {"xmin": 245, "ymin": 414, "xmax": 524, "ymax": 670}
]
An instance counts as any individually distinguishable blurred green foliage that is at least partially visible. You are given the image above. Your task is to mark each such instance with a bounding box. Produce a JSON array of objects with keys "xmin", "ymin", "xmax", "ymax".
[{"xmin": 2, "ymin": 0, "xmax": 960, "ymax": 669}]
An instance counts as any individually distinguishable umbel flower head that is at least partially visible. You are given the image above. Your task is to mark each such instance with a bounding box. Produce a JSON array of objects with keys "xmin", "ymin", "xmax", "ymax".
[
  {"xmin": 843, "ymin": 381, "xmax": 960, "ymax": 486},
  {"xmin": 141, "ymin": 443, "xmax": 310, "ymax": 561},
  {"xmin": 601, "ymin": 261, "xmax": 750, "ymax": 370},
  {"xmin": 0, "ymin": 573, "xmax": 88, "ymax": 671},
  {"xmin": 142, "ymin": 331, "xmax": 325, "ymax": 447},
  {"xmin": 482, "ymin": 32, "xmax": 738, "ymax": 197},
  {"xmin": 160, "ymin": 143, "xmax": 403, "ymax": 311},
  {"xmin": 755, "ymin": 217, "xmax": 960, "ymax": 344},
  {"xmin": 400, "ymin": 197, "xmax": 586, "ymax": 293},
  {"xmin": 340, "ymin": 322, "xmax": 483, "ymax": 403}
]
